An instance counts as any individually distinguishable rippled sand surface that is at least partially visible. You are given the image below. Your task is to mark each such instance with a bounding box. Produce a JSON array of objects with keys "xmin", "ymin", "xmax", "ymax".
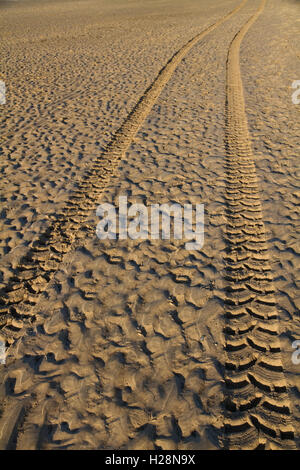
[{"xmin": 0, "ymin": 0, "xmax": 299, "ymax": 450}]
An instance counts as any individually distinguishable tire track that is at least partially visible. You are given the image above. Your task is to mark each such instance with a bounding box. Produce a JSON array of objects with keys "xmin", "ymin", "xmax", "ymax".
[
  {"xmin": 0, "ymin": 0, "xmax": 247, "ymax": 344},
  {"xmin": 223, "ymin": 0, "xmax": 296, "ymax": 450}
]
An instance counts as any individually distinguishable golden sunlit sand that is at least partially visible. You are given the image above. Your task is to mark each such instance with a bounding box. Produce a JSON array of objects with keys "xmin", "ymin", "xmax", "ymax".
[{"xmin": 0, "ymin": 0, "xmax": 299, "ymax": 450}]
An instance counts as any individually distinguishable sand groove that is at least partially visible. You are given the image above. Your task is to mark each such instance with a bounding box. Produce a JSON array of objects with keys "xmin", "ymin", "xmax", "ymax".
[
  {"xmin": 0, "ymin": 0, "xmax": 247, "ymax": 343},
  {"xmin": 223, "ymin": 0, "xmax": 295, "ymax": 450}
]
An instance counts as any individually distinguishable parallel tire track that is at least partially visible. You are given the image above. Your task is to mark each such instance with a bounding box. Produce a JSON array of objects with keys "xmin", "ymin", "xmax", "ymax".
[
  {"xmin": 223, "ymin": 0, "xmax": 295, "ymax": 450},
  {"xmin": 0, "ymin": 0, "xmax": 247, "ymax": 344},
  {"xmin": 0, "ymin": 3, "xmax": 252, "ymax": 450}
]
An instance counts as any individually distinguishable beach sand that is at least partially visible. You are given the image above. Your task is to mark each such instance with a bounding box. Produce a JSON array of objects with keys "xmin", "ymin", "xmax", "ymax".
[{"xmin": 0, "ymin": 0, "xmax": 299, "ymax": 449}]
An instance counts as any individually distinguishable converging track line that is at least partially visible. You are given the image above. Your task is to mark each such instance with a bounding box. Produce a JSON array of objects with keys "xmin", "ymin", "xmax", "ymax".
[{"xmin": 223, "ymin": 0, "xmax": 295, "ymax": 450}]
